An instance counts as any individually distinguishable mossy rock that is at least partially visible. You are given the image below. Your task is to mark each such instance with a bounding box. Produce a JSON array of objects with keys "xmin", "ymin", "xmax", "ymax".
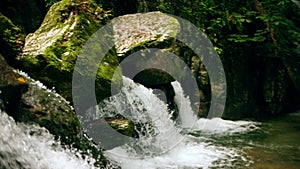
[
  {"xmin": 17, "ymin": 71, "xmax": 110, "ymax": 167},
  {"xmin": 20, "ymin": 0, "xmax": 118, "ymax": 102},
  {"xmin": 106, "ymin": 117, "xmax": 134, "ymax": 137},
  {"xmin": 0, "ymin": 12, "xmax": 25, "ymax": 64}
]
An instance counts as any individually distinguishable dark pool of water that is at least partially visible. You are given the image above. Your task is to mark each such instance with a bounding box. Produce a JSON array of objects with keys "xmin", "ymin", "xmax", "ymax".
[
  {"xmin": 222, "ymin": 112, "xmax": 299, "ymax": 168},
  {"xmin": 245, "ymin": 112, "xmax": 300, "ymax": 169},
  {"xmin": 189, "ymin": 112, "xmax": 300, "ymax": 169}
]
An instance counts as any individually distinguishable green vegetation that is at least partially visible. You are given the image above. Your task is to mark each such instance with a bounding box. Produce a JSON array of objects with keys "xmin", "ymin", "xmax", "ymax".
[
  {"xmin": 0, "ymin": 12, "xmax": 25, "ymax": 64},
  {"xmin": 0, "ymin": 0, "xmax": 46, "ymax": 33},
  {"xmin": 44, "ymin": 0, "xmax": 61, "ymax": 8}
]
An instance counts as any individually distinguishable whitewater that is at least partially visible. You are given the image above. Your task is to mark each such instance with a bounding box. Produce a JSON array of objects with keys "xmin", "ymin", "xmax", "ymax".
[{"xmin": 0, "ymin": 76, "xmax": 259, "ymax": 169}]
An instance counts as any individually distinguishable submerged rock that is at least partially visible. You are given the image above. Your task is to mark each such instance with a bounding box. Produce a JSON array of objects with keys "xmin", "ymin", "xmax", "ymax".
[{"xmin": 106, "ymin": 117, "xmax": 134, "ymax": 137}]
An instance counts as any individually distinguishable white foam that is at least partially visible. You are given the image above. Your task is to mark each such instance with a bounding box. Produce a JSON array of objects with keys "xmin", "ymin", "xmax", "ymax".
[
  {"xmin": 106, "ymin": 137, "xmax": 239, "ymax": 169},
  {"xmin": 192, "ymin": 118, "xmax": 259, "ymax": 134},
  {"xmin": 103, "ymin": 77, "xmax": 256, "ymax": 168},
  {"xmin": 0, "ymin": 110, "xmax": 96, "ymax": 169},
  {"xmin": 15, "ymin": 70, "xmax": 73, "ymax": 110},
  {"xmin": 97, "ymin": 77, "xmax": 183, "ymax": 157}
]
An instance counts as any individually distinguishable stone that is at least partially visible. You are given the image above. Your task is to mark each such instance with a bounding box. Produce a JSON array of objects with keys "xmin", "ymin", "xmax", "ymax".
[
  {"xmin": 112, "ymin": 11, "xmax": 210, "ymax": 114},
  {"xmin": 106, "ymin": 117, "xmax": 134, "ymax": 137},
  {"xmin": 19, "ymin": 0, "xmax": 119, "ymax": 103},
  {"xmin": 0, "ymin": 12, "xmax": 25, "ymax": 65},
  {"xmin": 0, "ymin": 53, "xmax": 28, "ymax": 115}
]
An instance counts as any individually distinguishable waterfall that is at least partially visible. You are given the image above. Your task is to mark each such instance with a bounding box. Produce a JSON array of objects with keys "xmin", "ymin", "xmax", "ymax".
[
  {"xmin": 0, "ymin": 110, "xmax": 96, "ymax": 169},
  {"xmin": 96, "ymin": 77, "xmax": 184, "ymax": 157},
  {"xmin": 171, "ymin": 81, "xmax": 198, "ymax": 128},
  {"xmin": 100, "ymin": 77, "xmax": 258, "ymax": 168},
  {"xmin": 0, "ymin": 75, "xmax": 259, "ymax": 169}
]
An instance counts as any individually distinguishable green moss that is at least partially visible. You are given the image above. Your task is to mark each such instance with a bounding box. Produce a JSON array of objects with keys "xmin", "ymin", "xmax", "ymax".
[
  {"xmin": 0, "ymin": 12, "xmax": 25, "ymax": 63},
  {"xmin": 107, "ymin": 118, "xmax": 135, "ymax": 137},
  {"xmin": 21, "ymin": 0, "xmax": 118, "ymax": 101}
]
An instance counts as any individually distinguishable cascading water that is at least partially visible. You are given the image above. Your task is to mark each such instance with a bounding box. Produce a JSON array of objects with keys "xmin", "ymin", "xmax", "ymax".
[
  {"xmin": 0, "ymin": 110, "xmax": 96, "ymax": 169},
  {"xmin": 171, "ymin": 81, "xmax": 198, "ymax": 128},
  {"xmin": 95, "ymin": 77, "xmax": 184, "ymax": 158},
  {"xmin": 97, "ymin": 77, "xmax": 258, "ymax": 169},
  {"xmin": 1, "ymin": 71, "xmax": 298, "ymax": 169},
  {"xmin": 0, "ymin": 71, "xmax": 111, "ymax": 169}
]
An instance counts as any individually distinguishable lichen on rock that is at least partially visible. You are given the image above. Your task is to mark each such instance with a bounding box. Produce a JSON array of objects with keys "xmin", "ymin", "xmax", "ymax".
[{"xmin": 112, "ymin": 11, "xmax": 179, "ymax": 57}]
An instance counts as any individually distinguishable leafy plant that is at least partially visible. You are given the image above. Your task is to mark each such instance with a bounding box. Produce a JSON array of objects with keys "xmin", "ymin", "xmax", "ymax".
[{"xmin": 44, "ymin": 0, "xmax": 61, "ymax": 8}]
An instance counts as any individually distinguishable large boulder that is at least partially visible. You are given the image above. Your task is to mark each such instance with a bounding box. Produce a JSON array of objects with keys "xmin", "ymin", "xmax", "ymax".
[
  {"xmin": 19, "ymin": 0, "xmax": 119, "ymax": 103},
  {"xmin": 112, "ymin": 12, "xmax": 210, "ymax": 114}
]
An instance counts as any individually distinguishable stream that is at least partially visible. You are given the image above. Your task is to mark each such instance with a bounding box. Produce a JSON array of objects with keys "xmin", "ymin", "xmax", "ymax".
[{"xmin": 0, "ymin": 77, "xmax": 299, "ymax": 169}]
